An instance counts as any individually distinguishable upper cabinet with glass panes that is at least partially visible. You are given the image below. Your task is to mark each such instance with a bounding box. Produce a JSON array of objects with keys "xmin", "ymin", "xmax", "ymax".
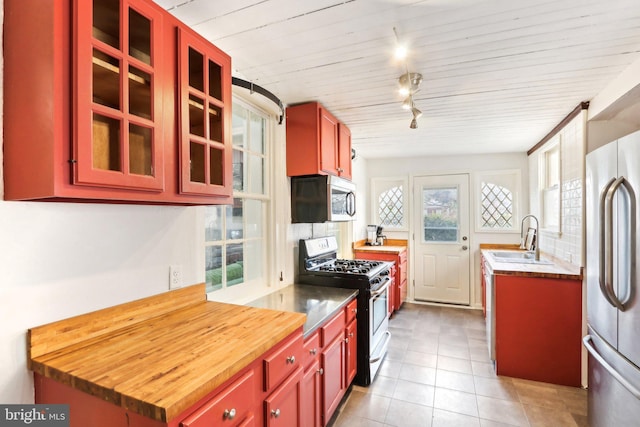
[{"xmin": 3, "ymin": 0, "xmax": 232, "ymax": 205}]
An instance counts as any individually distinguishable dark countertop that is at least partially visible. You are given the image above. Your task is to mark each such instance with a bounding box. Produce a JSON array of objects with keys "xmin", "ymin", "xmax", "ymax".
[{"xmin": 246, "ymin": 284, "xmax": 359, "ymax": 338}]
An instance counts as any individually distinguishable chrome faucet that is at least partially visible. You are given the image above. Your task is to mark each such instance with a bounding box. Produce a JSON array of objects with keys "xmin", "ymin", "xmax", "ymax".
[{"xmin": 520, "ymin": 214, "xmax": 540, "ymax": 261}]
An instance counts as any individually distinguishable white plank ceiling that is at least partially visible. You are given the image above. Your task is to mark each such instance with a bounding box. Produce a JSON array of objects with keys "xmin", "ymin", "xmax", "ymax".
[{"xmin": 155, "ymin": 0, "xmax": 640, "ymax": 159}]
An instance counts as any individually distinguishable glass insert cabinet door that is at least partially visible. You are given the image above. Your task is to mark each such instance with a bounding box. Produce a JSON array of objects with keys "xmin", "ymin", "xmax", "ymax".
[
  {"xmin": 73, "ymin": 0, "xmax": 165, "ymax": 191},
  {"xmin": 177, "ymin": 27, "xmax": 232, "ymax": 197}
]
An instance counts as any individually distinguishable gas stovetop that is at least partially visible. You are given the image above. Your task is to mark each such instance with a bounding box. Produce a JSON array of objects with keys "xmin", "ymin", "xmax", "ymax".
[
  {"xmin": 312, "ymin": 259, "xmax": 386, "ymax": 275},
  {"xmin": 299, "ymin": 237, "xmax": 392, "ymax": 290}
]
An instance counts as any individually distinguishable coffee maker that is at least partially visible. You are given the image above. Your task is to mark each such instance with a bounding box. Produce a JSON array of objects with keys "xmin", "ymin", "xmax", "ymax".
[{"xmin": 366, "ymin": 225, "xmax": 379, "ymax": 245}]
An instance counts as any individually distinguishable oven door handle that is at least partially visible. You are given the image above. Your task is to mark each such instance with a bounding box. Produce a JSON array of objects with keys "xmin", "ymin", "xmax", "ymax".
[
  {"xmin": 370, "ymin": 277, "xmax": 392, "ymax": 298},
  {"xmin": 370, "ymin": 331, "xmax": 392, "ymax": 363}
]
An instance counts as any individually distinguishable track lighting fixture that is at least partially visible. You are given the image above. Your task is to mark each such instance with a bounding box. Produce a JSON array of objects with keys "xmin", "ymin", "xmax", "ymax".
[{"xmin": 393, "ymin": 27, "xmax": 424, "ymax": 129}]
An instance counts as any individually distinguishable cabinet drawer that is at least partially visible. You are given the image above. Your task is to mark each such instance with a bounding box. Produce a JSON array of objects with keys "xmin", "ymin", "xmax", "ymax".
[
  {"xmin": 303, "ymin": 331, "xmax": 321, "ymax": 368},
  {"xmin": 180, "ymin": 370, "xmax": 254, "ymax": 427},
  {"xmin": 264, "ymin": 332, "xmax": 304, "ymax": 392},
  {"xmin": 345, "ymin": 299, "xmax": 358, "ymax": 324},
  {"xmin": 321, "ymin": 309, "xmax": 346, "ymax": 347}
]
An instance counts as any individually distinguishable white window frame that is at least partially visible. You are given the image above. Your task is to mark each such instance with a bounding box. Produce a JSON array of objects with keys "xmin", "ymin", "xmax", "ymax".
[
  {"xmin": 370, "ymin": 176, "xmax": 409, "ymax": 231},
  {"xmin": 204, "ymin": 96, "xmax": 273, "ymax": 301},
  {"xmin": 475, "ymin": 169, "xmax": 521, "ymax": 233},
  {"xmin": 539, "ymin": 137, "xmax": 562, "ymax": 234}
]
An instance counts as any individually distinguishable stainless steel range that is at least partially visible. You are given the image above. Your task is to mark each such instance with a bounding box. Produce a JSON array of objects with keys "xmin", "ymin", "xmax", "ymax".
[{"xmin": 298, "ymin": 236, "xmax": 392, "ymax": 386}]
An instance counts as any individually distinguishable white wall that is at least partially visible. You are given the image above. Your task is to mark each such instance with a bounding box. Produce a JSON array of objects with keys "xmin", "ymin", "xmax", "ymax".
[
  {"xmin": 355, "ymin": 152, "xmax": 529, "ymax": 309},
  {"xmin": 0, "ymin": 202, "xmax": 203, "ymax": 403}
]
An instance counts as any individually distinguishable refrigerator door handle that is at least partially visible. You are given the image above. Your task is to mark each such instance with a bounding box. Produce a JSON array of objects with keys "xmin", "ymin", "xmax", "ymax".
[
  {"xmin": 600, "ymin": 177, "xmax": 619, "ymax": 308},
  {"xmin": 605, "ymin": 176, "xmax": 636, "ymax": 310},
  {"xmin": 584, "ymin": 335, "xmax": 640, "ymax": 399}
]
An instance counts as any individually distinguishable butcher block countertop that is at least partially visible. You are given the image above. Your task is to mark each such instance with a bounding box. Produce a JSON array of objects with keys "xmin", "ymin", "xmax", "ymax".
[
  {"xmin": 28, "ymin": 283, "xmax": 306, "ymax": 422},
  {"xmin": 352, "ymin": 239, "xmax": 407, "ymax": 254},
  {"xmin": 480, "ymin": 245, "xmax": 582, "ymax": 280}
]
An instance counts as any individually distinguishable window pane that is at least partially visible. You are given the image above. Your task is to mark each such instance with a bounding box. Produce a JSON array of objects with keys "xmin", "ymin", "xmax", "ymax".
[
  {"xmin": 226, "ymin": 243, "xmax": 243, "ymax": 286},
  {"xmin": 227, "ymin": 199, "xmax": 244, "ymax": 239},
  {"xmin": 245, "ymin": 239, "xmax": 263, "ymax": 282},
  {"xmin": 378, "ymin": 186, "xmax": 403, "ymax": 227},
  {"xmin": 249, "ymin": 112, "xmax": 265, "ymax": 153},
  {"xmin": 481, "ymin": 182, "xmax": 513, "ymax": 228},
  {"xmin": 232, "ymin": 149, "xmax": 245, "ymax": 192},
  {"xmin": 232, "ymin": 105, "xmax": 248, "ymax": 148},
  {"xmin": 245, "ymin": 200, "xmax": 263, "ymax": 239},
  {"xmin": 205, "ymin": 245, "xmax": 222, "ymax": 292},
  {"xmin": 423, "ymin": 187, "xmax": 459, "ymax": 242},
  {"xmin": 205, "ymin": 206, "xmax": 223, "ymax": 241},
  {"xmin": 248, "ymin": 154, "xmax": 264, "ymax": 194}
]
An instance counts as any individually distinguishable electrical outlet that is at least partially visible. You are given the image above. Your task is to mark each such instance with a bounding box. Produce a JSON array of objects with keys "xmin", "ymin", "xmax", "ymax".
[{"xmin": 169, "ymin": 265, "xmax": 182, "ymax": 289}]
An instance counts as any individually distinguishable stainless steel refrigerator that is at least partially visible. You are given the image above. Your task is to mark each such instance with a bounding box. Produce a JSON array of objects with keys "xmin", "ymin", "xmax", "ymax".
[{"xmin": 585, "ymin": 130, "xmax": 640, "ymax": 426}]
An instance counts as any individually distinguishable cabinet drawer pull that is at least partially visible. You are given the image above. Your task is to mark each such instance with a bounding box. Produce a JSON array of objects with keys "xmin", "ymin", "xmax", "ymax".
[
  {"xmin": 223, "ymin": 408, "xmax": 236, "ymax": 420},
  {"xmin": 309, "ymin": 348, "xmax": 317, "ymax": 355},
  {"xmin": 271, "ymin": 409, "xmax": 281, "ymax": 418},
  {"xmin": 286, "ymin": 355, "xmax": 296, "ymax": 364}
]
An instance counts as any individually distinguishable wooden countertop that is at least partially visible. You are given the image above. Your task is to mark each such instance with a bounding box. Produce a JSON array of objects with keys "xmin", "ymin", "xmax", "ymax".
[
  {"xmin": 353, "ymin": 239, "xmax": 407, "ymax": 255},
  {"xmin": 28, "ymin": 284, "xmax": 307, "ymax": 422},
  {"xmin": 480, "ymin": 247, "xmax": 582, "ymax": 280}
]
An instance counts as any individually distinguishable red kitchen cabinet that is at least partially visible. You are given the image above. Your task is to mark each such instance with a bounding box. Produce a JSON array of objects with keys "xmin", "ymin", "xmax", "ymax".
[
  {"xmin": 4, "ymin": 0, "xmax": 232, "ymax": 205},
  {"xmin": 337, "ymin": 123, "xmax": 353, "ymax": 180},
  {"xmin": 494, "ymin": 275, "xmax": 582, "ymax": 387},
  {"xmin": 345, "ymin": 318, "xmax": 357, "ymax": 386},
  {"xmin": 354, "ymin": 246, "xmax": 408, "ymax": 314},
  {"xmin": 179, "ymin": 370, "xmax": 256, "ymax": 427},
  {"xmin": 264, "ymin": 367, "xmax": 303, "ymax": 427},
  {"xmin": 286, "ymin": 102, "xmax": 352, "ymax": 179},
  {"xmin": 177, "ymin": 27, "xmax": 232, "ymax": 198},
  {"xmin": 302, "ymin": 297, "xmax": 357, "ymax": 427},
  {"xmin": 300, "ymin": 357, "xmax": 322, "ymax": 427},
  {"xmin": 321, "ymin": 332, "xmax": 345, "ymax": 424}
]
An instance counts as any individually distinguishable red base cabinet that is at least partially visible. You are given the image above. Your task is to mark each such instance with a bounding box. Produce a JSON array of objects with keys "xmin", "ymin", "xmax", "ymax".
[
  {"xmin": 301, "ymin": 297, "xmax": 357, "ymax": 427},
  {"xmin": 34, "ymin": 329, "xmax": 305, "ymax": 427},
  {"xmin": 354, "ymin": 247, "xmax": 407, "ymax": 314},
  {"xmin": 494, "ymin": 275, "xmax": 582, "ymax": 387}
]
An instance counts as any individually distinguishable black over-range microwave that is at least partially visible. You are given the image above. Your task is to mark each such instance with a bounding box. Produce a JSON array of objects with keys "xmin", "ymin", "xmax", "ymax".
[{"xmin": 291, "ymin": 175, "xmax": 356, "ymax": 223}]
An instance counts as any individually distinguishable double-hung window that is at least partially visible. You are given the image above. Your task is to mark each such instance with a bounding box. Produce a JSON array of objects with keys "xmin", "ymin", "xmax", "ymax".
[{"xmin": 204, "ymin": 99, "xmax": 269, "ymax": 293}]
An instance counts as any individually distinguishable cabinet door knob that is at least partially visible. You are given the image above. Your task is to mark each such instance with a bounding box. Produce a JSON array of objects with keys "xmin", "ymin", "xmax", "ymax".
[
  {"xmin": 223, "ymin": 408, "xmax": 236, "ymax": 420},
  {"xmin": 352, "ymin": 308, "xmax": 357, "ymax": 315},
  {"xmin": 345, "ymin": 337, "xmax": 349, "ymax": 343},
  {"xmin": 271, "ymin": 409, "xmax": 281, "ymax": 418},
  {"xmin": 286, "ymin": 355, "xmax": 296, "ymax": 364},
  {"xmin": 317, "ymin": 368, "xmax": 324, "ymax": 375}
]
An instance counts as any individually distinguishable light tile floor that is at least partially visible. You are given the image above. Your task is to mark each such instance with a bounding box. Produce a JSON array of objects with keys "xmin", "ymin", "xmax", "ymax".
[{"xmin": 329, "ymin": 303, "xmax": 588, "ymax": 427}]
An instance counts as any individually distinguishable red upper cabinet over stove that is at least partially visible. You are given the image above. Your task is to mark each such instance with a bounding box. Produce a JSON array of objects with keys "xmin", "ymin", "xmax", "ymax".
[
  {"xmin": 3, "ymin": 0, "xmax": 232, "ymax": 205},
  {"xmin": 286, "ymin": 102, "xmax": 352, "ymax": 180}
]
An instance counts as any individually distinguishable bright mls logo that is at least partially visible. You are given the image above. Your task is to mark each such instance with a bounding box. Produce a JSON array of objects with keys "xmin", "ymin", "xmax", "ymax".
[{"xmin": 0, "ymin": 405, "xmax": 69, "ymax": 426}]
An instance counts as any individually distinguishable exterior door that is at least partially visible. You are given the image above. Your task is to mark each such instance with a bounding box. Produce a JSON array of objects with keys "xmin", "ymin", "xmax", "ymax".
[{"xmin": 413, "ymin": 174, "xmax": 470, "ymax": 304}]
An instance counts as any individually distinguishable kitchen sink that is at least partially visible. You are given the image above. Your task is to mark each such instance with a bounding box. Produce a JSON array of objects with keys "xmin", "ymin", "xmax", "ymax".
[{"xmin": 489, "ymin": 251, "xmax": 553, "ymax": 265}]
